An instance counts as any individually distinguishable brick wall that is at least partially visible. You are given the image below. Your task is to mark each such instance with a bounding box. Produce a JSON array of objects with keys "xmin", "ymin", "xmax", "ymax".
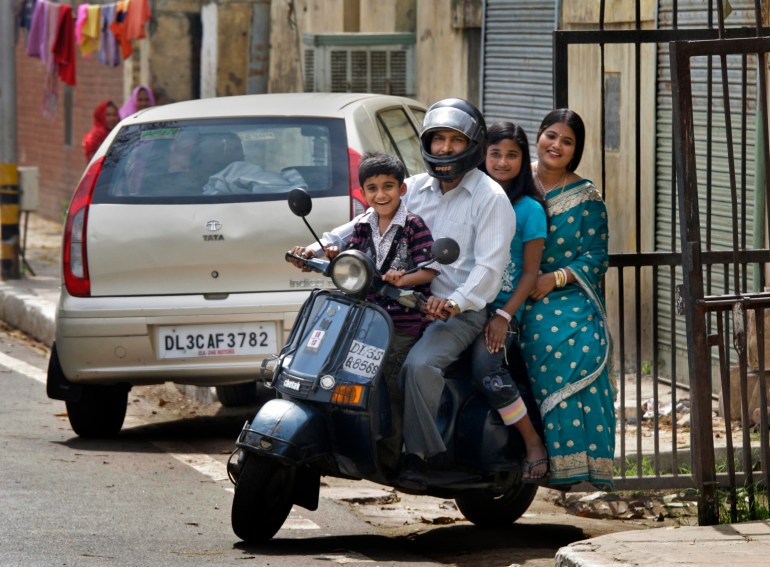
[{"xmin": 15, "ymin": 40, "xmax": 124, "ymax": 222}]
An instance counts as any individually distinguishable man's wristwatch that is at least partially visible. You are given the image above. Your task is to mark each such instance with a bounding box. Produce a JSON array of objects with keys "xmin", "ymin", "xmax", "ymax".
[{"xmin": 445, "ymin": 299, "xmax": 461, "ymax": 315}]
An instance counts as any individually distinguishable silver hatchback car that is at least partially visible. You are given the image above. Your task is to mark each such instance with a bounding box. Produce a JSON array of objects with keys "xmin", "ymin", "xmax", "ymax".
[{"xmin": 47, "ymin": 93, "xmax": 427, "ymax": 437}]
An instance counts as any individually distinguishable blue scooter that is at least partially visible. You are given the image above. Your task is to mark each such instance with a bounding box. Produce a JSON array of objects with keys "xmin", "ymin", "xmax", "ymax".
[{"xmin": 228, "ymin": 188, "xmax": 540, "ymax": 543}]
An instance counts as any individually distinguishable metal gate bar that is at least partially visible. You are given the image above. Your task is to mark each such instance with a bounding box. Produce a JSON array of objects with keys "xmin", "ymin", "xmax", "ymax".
[
  {"xmin": 670, "ymin": 32, "xmax": 770, "ymax": 524},
  {"xmin": 551, "ymin": 2, "xmax": 770, "ymax": 524}
]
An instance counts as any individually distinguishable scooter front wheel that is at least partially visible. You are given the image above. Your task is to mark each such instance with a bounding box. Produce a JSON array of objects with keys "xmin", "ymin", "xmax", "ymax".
[{"xmin": 231, "ymin": 453, "xmax": 296, "ymax": 543}]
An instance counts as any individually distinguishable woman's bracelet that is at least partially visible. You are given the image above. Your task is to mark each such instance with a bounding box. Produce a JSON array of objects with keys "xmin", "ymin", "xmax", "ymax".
[
  {"xmin": 554, "ymin": 268, "xmax": 568, "ymax": 288},
  {"xmin": 495, "ymin": 308, "xmax": 512, "ymax": 323}
]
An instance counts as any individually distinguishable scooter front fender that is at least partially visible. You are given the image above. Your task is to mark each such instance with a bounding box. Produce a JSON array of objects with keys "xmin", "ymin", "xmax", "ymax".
[{"xmin": 235, "ymin": 398, "xmax": 329, "ymax": 466}]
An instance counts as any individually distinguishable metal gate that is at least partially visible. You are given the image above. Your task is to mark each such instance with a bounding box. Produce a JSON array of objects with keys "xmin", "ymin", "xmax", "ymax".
[{"xmin": 552, "ymin": 1, "xmax": 770, "ymax": 524}]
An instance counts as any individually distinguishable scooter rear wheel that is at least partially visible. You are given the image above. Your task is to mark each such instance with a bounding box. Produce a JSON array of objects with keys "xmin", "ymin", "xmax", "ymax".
[
  {"xmin": 455, "ymin": 480, "xmax": 538, "ymax": 527},
  {"xmin": 231, "ymin": 453, "xmax": 296, "ymax": 543}
]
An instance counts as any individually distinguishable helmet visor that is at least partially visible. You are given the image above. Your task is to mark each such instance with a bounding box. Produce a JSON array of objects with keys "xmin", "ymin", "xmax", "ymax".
[{"xmin": 421, "ymin": 107, "xmax": 481, "ymax": 142}]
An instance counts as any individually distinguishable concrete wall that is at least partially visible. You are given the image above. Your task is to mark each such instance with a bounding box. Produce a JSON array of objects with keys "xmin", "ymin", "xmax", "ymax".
[
  {"xmin": 359, "ymin": 0, "xmax": 416, "ymax": 33},
  {"xmin": 267, "ymin": 0, "xmax": 479, "ymax": 107},
  {"xmin": 415, "ymin": 0, "xmax": 478, "ymax": 107}
]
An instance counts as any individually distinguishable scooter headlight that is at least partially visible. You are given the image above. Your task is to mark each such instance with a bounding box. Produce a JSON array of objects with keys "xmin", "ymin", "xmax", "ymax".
[{"xmin": 330, "ymin": 250, "xmax": 375, "ymax": 295}]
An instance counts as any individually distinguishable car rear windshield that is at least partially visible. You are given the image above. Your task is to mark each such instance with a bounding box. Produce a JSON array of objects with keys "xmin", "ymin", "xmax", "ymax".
[{"xmin": 92, "ymin": 118, "xmax": 349, "ymax": 204}]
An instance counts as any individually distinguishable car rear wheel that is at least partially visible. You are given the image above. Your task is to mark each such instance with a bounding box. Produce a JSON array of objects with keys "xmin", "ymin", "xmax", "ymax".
[
  {"xmin": 231, "ymin": 453, "xmax": 296, "ymax": 543},
  {"xmin": 65, "ymin": 384, "xmax": 129, "ymax": 438},
  {"xmin": 216, "ymin": 382, "xmax": 274, "ymax": 407}
]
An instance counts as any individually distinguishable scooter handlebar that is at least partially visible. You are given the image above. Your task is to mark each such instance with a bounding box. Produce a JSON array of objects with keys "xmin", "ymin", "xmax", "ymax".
[{"xmin": 285, "ymin": 252, "xmax": 331, "ymax": 276}]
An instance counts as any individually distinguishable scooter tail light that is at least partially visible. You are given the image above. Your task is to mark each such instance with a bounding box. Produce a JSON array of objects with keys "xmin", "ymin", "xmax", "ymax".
[
  {"xmin": 331, "ymin": 383, "xmax": 364, "ymax": 406},
  {"xmin": 348, "ymin": 148, "xmax": 366, "ymax": 218},
  {"xmin": 63, "ymin": 157, "xmax": 102, "ymax": 297}
]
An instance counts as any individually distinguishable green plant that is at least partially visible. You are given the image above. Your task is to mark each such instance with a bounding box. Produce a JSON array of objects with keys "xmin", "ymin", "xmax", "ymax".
[
  {"xmin": 615, "ymin": 456, "xmax": 658, "ymax": 477},
  {"xmin": 641, "ymin": 360, "xmax": 653, "ymax": 376},
  {"xmin": 718, "ymin": 484, "xmax": 770, "ymax": 524}
]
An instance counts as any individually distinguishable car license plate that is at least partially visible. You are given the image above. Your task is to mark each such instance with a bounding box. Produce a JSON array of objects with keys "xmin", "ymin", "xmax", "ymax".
[
  {"xmin": 342, "ymin": 340, "xmax": 385, "ymax": 378},
  {"xmin": 157, "ymin": 322, "xmax": 277, "ymax": 359}
]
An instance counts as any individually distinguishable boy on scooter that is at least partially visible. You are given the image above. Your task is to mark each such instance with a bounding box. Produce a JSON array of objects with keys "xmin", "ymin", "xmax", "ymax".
[{"xmin": 287, "ymin": 152, "xmax": 439, "ymax": 465}]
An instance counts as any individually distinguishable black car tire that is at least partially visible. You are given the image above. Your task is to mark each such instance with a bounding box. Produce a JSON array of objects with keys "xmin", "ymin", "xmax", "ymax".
[
  {"xmin": 455, "ymin": 479, "xmax": 538, "ymax": 527},
  {"xmin": 216, "ymin": 382, "xmax": 274, "ymax": 407},
  {"xmin": 65, "ymin": 384, "xmax": 128, "ymax": 438},
  {"xmin": 231, "ymin": 453, "xmax": 296, "ymax": 543}
]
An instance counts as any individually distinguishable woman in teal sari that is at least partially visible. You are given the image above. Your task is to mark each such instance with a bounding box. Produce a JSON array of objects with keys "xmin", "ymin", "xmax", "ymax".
[{"xmin": 519, "ymin": 109, "xmax": 616, "ymax": 489}]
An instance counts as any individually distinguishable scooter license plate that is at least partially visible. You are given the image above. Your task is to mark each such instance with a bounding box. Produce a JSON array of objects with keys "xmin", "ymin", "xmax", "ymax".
[{"xmin": 342, "ymin": 340, "xmax": 385, "ymax": 378}]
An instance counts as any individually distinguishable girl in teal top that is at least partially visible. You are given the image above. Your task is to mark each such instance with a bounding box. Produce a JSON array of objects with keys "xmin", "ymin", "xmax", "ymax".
[{"xmin": 472, "ymin": 122, "xmax": 549, "ymax": 481}]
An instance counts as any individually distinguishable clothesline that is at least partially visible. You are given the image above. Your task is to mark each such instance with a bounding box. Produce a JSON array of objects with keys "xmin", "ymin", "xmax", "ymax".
[{"xmin": 22, "ymin": 0, "xmax": 150, "ymax": 117}]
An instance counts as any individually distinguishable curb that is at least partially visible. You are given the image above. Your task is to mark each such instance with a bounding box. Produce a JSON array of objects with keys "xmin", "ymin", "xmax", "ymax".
[{"xmin": 0, "ymin": 285, "xmax": 56, "ymax": 347}]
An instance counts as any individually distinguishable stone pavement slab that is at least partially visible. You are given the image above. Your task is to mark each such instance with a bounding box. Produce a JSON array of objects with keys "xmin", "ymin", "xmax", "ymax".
[{"xmin": 555, "ymin": 520, "xmax": 770, "ymax": 566}]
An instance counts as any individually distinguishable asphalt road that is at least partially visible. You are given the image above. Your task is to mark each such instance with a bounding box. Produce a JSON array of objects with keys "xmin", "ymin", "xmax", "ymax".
[{"xmin": 0, "ymin": 323, "xmax": 664, "ymax": 566}]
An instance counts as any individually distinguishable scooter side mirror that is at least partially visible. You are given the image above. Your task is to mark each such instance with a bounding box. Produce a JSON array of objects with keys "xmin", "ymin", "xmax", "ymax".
[
  {"xmin": 431, "ymin": 238, "xmax": 460, "ymax": 265},
  {"xmin": 287, "ymin": 187, "xmax": 326, "ymax": 253},
  {"xmin": 399, "ymin": 237, "xmax": 460, "ymax": 276},
  {"xmin": 288, "ymin": 187, "xmax": 313, "ymax": 217}
]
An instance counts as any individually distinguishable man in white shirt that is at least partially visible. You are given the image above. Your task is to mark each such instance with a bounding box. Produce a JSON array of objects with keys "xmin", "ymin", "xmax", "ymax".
[
  {"xmin": 290, "ymin": 99, "xmax": 516, "ymax": 488},
  {"xmin": 397, "ymin": 99, "xmax": 516, "ymax": 488}
]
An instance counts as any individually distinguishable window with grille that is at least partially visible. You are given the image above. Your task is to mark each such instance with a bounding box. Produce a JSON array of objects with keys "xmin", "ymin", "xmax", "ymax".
[{"xmin": 303, "ymin": 33, "xmax": 416, "ymax": 97}]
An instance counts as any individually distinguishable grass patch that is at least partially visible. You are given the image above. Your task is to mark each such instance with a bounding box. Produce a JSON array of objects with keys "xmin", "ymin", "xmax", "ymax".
[
  {"xmin": 615, "ymin": 455, "xmax": 691, "ymax": 477},
  {"xmin": 718, "ymin": 484, "xmax": 770, "ymax": 524}
]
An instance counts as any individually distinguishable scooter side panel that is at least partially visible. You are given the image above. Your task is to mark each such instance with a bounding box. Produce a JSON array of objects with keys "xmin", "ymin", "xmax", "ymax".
[
  {"xmin": 454, "ymin": 394, "xmax": 525, "ymax": 471},
  {"xmin": 237, "ymin": 399, "xmax": 330, "ymax": 466}
]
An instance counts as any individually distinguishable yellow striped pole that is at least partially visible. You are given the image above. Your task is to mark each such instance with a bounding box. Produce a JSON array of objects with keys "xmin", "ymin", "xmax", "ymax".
[{"xmin": 0, "ymin": 163, "xmax": 20, "ymax": 279}]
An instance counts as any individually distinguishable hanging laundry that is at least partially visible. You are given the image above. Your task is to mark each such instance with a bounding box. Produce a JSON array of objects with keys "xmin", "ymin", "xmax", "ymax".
[
  {"xmin": 19, "ymin": 0, "xmax": 38, "ymax": 31},
  {"xmin": 42, "ymin": 0, "xmax": 60, "ymax": 118},
  {"xmin": 25, "ymin": 0, "xmax": 48, "ymax": 60},
  {"xmin": 75, "ymin": 4, "xmax": 88, "ymax": 47},
  {"xmin": 125, "ymin": 0, "xmax": 151, "ymax": 41},
  {"xmin": 109, "ymin": 0, "xmax": 133, "ymax": 60},
  {"xmin": 52, "ymin": 3, "xmax": 76, "ymax": 86},
  {"xmin": 98, "ymin": 3, "xmax": 120, "ymax": 67},
  {"xmin": 79, "ymin": 4, "xmax": 101, "ymax": 57}
]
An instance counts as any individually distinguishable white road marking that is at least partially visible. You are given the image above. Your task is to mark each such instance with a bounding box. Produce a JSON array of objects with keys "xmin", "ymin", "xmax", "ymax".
[
  {"xmin": 149, "ymin": 441, "xmax": 321, "ymax": 531},
  {"xmin": 149, "ymin": 440, "xmax": 230, "ymax": 482},
  {"xmin": 0, "ymin": 351, "xmax": 46, "ymax": 384},
  {"xmin": 7, "ymin": 354, "xmax": 323, "ymax": 532}
]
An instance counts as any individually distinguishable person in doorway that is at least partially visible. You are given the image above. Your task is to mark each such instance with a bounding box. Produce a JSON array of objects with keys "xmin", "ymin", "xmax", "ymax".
[
  {"xmin": 119, "ymin": 85, "xmax": 155, "ymax": 119},
  {"xmin": 287, "ymin": 152, "xmax": 439, "ymax": 467},
  {"xmin": 519, "ymin": 108, "xmax": 616, "ymax": 489},
  {"xmin": 82, "ymin": 100, "xmax": 119, "ymax": 162},
  {"xmin": 472, "ymin": 121, "xmax": 549, "ymax": 481}
]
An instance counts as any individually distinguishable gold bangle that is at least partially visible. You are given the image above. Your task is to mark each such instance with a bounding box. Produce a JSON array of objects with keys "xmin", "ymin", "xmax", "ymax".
[
  {"xmin": 559, "ymin": 268, "xmax": 568, "ymax": 287},
  {"xmin": 553, "ymin": 270, "xmax": 563, "ymax": 288}
]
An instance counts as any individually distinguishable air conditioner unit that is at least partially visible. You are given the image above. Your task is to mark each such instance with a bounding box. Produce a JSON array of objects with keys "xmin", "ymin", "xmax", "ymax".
[{"xmin": 303, "ymin": 33, "xmax": 416, "ymax": 97}]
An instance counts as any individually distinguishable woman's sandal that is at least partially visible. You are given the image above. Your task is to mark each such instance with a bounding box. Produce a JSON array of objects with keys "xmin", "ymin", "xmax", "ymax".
[{"xmin": 522, "ymin": 458, "xmax": 550, "ymax": 483}]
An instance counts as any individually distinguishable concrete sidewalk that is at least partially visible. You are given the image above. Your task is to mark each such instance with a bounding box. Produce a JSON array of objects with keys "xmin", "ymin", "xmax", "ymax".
[{"xmin": 5, "ymin": 212, "xmax": 770, "ymax": 567}]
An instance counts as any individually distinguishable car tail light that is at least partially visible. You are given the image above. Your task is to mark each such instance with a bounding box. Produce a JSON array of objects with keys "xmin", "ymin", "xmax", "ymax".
[
  {"xmin": 63, "ymin": 158, "xmax": 102, "ymax": 297},
  {"xmin": 348, "ymin": 148, "xmax": 366, "ymax": 218}
]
